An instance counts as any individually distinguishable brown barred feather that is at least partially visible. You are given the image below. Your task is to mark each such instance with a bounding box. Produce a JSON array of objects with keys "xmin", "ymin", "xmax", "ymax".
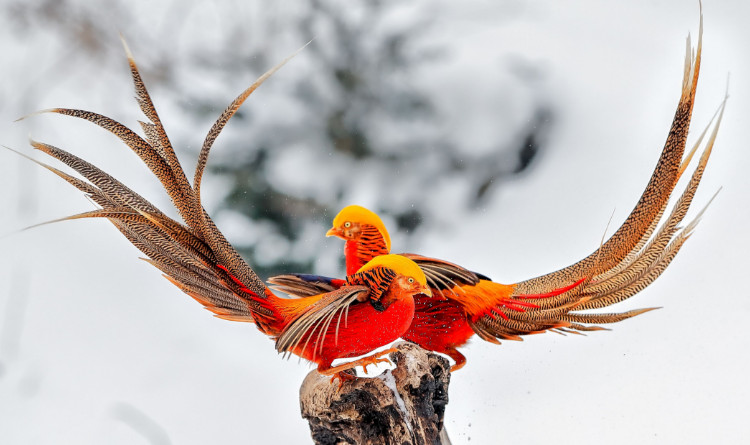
[
  {"xmin": 3, "ymin": 147, "xmax": 115, "ymax": 208},
  {"xmin": 267, "ymin": 275, "xmax": 337, "ymax": 298},
  {"xmin": 110, "ymin": 220, "xmax": 185, "ymax": 271},
  {"xmin": 15, "ymin": 41, "xmax": 345, "ymax": 340},
  {"xmin": 480, "ymin": 316, "xmax": 569, "ymax": 335},
  {"xmin": 29, "ymin": 139, "xmax": 160, "ymax": 213},
  {"xmin": 464, "ymin": 21, "xmax": 723, "ymax": 342},
  {"xmin": 199, "ymin": 212, "xmax": 270, "ymax": 299},
  {"xmin": 138, "ymin": 121, "xmax": 170, "ymax": 162},
  {"xmin": 512, "ymin": 18, "xmax": 703, "ymax": 297},
  {"xmin": 45, "ymin": 107, "xmax": 204, "ymax": 234},
  {"xmin": 166, "ymin": 281, "xmax": 249, "ymax": 315},
  {"xmin": 134, "ymin": 210, "xmax": 216, "ymax": 263},
  {"xmin": 567, "ymin": 323, "xmax": 609, "ymax": 332},
  {"xmin": 588, "ymin": 108, "xmax": 721, "ymax": 294},
  {"xmin": 52, "ymin": 210, "xmax": 210, "ymax": 269},
  {"xmin": 561, "ymin": 308, "xmax": 659, "ymax": 325},
  {"xmin": 502, "ymin": 298, "xmax": 591, "ymax": 322},
  {"xmin": 470, "ymin": 320, "xmax": 504, "ymax": 344},
  {"xmin": 474, "ymin": 317, "xmax": 542, "ymax": 340},
  {"xmin": 107, "ymin": 218, "xmax": 252, "ymax": 314},
  {"xmin": 585, "ymin": 231, "xmax": 678, "ymax": 296},
  {"xmin": 120, "ymin": 37, "xmax": 198, "ymax": 221},
  {"xmin": 214, "ymin": 314, "xmax": 256, "ymax": 323},
  {"xmin": 594, "ymin": 200, "xmax": 669, "ymax": 284},
  {"xmin": 141, "ymin": 258, "xmax": 235, "ymax": 302},
  {"xmin": 598, "ymin": 100, "xmax": 722, "ymax": 284},
  {"xmin": 578, "ymin": 229, "xmax": 691, "ymax": 310},
  {"xmin": 189, "ymin": 47, "xmax": 310, "ymax": 297},
  {"xmin": 192, "ymin": 43, "xmax": 310, "ymax": 201}
]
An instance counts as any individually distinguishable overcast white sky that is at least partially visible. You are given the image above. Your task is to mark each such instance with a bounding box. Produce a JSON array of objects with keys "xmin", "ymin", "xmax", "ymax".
[{"xmin": 1, "ymin": 1, "xmax": 748, "ymax": 444}]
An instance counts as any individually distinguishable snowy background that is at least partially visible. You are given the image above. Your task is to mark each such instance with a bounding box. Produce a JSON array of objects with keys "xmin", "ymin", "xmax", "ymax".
[{"xmin": 1, "ymin": 0, "xmax": 748, "ymax": 444}]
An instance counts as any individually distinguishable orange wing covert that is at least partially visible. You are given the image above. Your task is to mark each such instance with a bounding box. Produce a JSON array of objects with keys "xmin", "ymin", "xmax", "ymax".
[{"xmin": 275, "ymin": 15, "xmax": 723, "ymax": 371}]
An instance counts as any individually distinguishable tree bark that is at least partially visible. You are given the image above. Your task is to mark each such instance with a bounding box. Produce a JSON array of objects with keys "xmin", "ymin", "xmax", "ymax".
[{"xmin": 300, "ymin": 342, "xmax": 452, "ymax": 445}]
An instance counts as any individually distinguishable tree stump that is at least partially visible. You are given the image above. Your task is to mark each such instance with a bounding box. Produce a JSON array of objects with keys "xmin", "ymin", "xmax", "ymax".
[{"xmin": 300, "ymin": 342, "xmax": 452, "ymax": 445}]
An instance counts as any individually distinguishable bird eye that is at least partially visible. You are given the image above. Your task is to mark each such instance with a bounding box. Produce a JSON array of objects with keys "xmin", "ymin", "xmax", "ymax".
[
  {"xmin": 408, "ymin": 278, "xmax": 414, "ymax": 283},
  {"xmin": 344, "ymin": 222, "xmax": 351, "ymax": 228}
]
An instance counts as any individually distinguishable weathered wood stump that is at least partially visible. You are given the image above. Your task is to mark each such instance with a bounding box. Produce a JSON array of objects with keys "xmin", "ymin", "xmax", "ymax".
[{"xmin": 300, "ymin": 342, "xmax": 452, "ymax": 445}]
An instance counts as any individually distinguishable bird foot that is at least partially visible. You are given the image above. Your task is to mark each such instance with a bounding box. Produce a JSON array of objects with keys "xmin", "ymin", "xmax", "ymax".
[
  {"xmin": 356, "ymin": 347, "xmax": 399, "ymax": 375},
  {"xmin": 329, "ymin": 370, "xmax": 357, "ymax": 389},
  {"xmin": 318, "ymin": 347, "xmax": 399, "ymax": 386}
]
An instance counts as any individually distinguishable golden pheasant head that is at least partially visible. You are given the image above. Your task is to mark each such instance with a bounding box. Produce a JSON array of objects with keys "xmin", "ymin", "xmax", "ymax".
[
  {"xmin": 348, "ymin": 254, "xmax": 431, "ymax": 310},
  {"xmin": 327, "ymin": 205, "xmax": 391, "ymax": 252}
]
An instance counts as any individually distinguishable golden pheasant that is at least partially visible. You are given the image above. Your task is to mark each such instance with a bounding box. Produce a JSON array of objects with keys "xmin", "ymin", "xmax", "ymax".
[
  {"xmin": 270, "ymin": 17, "xmax": 724, "ymax": 371},
  {"xmin": 14, "ymin": 39, "xmax": 435, "ymax": 383}
]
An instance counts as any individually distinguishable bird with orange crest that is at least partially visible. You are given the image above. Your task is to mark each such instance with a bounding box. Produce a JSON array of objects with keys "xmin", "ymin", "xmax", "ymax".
[{"xmin": 270, "ymin": 15, "xmax": 724, "ymax": 371}]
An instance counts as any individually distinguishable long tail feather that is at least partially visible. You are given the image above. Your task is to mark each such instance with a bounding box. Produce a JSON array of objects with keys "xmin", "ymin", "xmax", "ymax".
[
  {"xmin": 470, "ymin": 16, "xmax": 721, "ymax": 341},
  {"xmin": 192, "ymin": 41, "xmax": 312, "ymax": 201},
  {"xmin": 513, "ymin": 18, "xmax": 703, "ymax": 296}
]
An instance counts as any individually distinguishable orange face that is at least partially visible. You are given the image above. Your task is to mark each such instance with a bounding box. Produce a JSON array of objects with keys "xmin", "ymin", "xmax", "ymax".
[
  {"xmin": 326, "ymin": 205, "xmax": 392, "ymax": 252},
  {"xmin": 326, "ymin": 220, "xmax": 362, "ymax": 241},
  {"xmin": 351, "ymin": 254, "xmax": 432, "ymax": 310},
  {"xmin": 380, "ymin": 273, "xmax": 432, "ymax": 310}
]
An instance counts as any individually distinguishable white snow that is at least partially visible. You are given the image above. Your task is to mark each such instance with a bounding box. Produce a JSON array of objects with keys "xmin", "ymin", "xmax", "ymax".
[{"xmin": 378, "ymin": 371, "xmax": 413, "ymax": 434}]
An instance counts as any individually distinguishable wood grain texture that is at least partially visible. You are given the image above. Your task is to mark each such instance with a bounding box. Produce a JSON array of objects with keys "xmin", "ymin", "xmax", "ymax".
[{"xmin": 300, "ymin": 342, "xmax": 452, "ymax": 445}]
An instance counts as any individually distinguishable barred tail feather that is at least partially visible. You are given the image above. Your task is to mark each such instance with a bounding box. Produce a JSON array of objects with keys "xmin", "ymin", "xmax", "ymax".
[
  {"xmin": 14, "ymin": 43, "xmax": 313, "ymax": 337},
  {"xmin": 513, "ymin": 18, "xmax": 703, "ymax": 296},
  {"xmin": 469, "ymin": 15, "xmax": 720, "ymax": 342}
]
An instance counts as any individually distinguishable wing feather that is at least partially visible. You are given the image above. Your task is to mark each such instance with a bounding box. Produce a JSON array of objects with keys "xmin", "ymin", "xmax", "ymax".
[
  {"xmin": 513, "ymin": 19, "xmax": 704, "ymax": 296},
  {"xmin": 467, "ymin": 20, "xmax": 722, "ymax": 342},
  {"xmin": 275, "ymin": 286, "xmax": 368, "ymax": 359},
  {"xmin": 16, "ymin": 44, "xmax": 314, "ymax": 336}
]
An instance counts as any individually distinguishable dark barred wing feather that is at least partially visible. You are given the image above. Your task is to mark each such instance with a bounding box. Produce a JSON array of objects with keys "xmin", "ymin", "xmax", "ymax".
[
  {"xmin": 401, "ymin": 253, "xmax": 482, "ymax": 297},
  {"xmin": 268, "ymin": 274, "xmax": 344, "ymax": 298},
  {"xmin": 468, "ymin": 17, "xmax": 723, "ymax": 342},
  {"xmin": 15, "ymin": 39, "xmax": 311, "ymax": 336}
]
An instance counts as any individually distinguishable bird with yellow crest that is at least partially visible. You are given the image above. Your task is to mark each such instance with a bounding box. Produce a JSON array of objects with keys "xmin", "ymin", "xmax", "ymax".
[
  {"xmin": 12, "ymin": 10, "xmax": 721, "ymax": 383},
  {"xmin": 12, "ymin": 38, "xmax": 435, "ymax": 384},
  {"xmin": 269, "ymin": 15, "xmax": 724, "ymax": 371}
]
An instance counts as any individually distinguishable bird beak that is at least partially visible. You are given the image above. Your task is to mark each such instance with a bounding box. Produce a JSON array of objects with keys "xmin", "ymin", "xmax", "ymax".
[
  {"xmin": 326, "ymin": 227, "xmax": 341, "ymax": 238},
  {"xmin": 422, "ymin": 287, "xmax": 433, "ymax": 298}
]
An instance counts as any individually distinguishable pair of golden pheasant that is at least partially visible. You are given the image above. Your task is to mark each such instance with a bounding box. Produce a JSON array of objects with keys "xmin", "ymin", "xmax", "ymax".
[{"xmin": 14, "ymin": 13, "xmax": 722, "ymax": 383}]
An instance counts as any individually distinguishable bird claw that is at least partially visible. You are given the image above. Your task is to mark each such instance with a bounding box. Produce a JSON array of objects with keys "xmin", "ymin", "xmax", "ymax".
[
  {"xmin": 359, "ymin": 352, "xmax": 395, "ymax": 375},
  {"xmin": 330, "ymin": 370, "xmax": 357, "ymax": 389},
  {"xmin": 320, "ymin": 347, "xmax": 399, "ymax": 388}
]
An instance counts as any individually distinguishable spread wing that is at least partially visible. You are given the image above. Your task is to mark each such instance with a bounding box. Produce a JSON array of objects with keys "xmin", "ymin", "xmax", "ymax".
[
  {"xmin": 275, "ymin": 286, "xmax": 369, "ymax": 360},
  {"xmin": 471, "ymin": 18, "xmax": 725, "ymax": 341},
  {"xmin": 512, "ymin": 23, "xmax": 705, "ymax": 298},
  {"xmin": 401, "ymin": 254, "xmax": 483, "ymax": 292},
  {"xmin": 15, "ymin": 38, "xmax": 308, "ymax": 336},
  {"xmin": 268, "ymin": 274, "xmax": 346, "ymax": 298}
]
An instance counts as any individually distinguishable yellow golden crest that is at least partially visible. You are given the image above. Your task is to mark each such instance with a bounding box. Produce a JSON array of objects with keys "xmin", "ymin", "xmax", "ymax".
[
  {"xmin": 357, "ymin": 254, "xmax": 426, "ymax": 286},
  {"xmin": 332, "ymin": 205, "xmax": 392, "ymax": 252}
]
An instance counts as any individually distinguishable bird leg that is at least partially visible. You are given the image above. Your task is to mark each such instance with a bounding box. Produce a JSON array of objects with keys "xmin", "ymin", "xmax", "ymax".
[
  {"xmin": 444, "ymin": 347, "xmax": 467, "ymax": 372},
  {"xmin": 318, "ymin": 347, "xmax": 400, "ymax": 385}
]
